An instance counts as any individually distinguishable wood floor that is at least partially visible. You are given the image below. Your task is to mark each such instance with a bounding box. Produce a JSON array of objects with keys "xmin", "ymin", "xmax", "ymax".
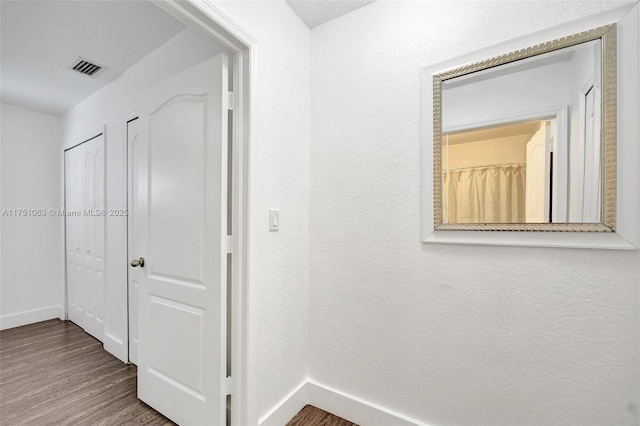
[
  {"xmin": 287, "ymin": 405, "xmax": 358, "ymax": 426},
  {"xmin": 1, "ymin": 319, "xmax": 354, "ymax": 426},
  {"xmin": 0, "ymin": 319, "xmax": 173, "ymax": 425}
]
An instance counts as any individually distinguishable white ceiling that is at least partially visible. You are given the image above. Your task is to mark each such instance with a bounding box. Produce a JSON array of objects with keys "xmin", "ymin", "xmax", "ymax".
[
  {"xmin": 285, "ymin": 0, "xmax": 375, "ymax": 28},
  {"xmin": 1, "ymin": 1, "xmax": 187, "ymax": 116},
  {"xmin": 1, "ymin": 0, "xmax": 378, "ymax": 116}
]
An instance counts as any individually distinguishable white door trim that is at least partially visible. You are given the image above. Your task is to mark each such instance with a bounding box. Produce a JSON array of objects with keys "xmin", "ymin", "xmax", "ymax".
[{"xmin": 134, "ymin": 2, "xmax": 258, "ymax": 425}]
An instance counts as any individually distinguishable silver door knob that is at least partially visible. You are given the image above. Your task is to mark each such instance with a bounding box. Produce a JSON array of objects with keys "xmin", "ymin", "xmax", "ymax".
[{"xmin": 130, "ymin": 257, "xmax": 145, "ymax": 267}]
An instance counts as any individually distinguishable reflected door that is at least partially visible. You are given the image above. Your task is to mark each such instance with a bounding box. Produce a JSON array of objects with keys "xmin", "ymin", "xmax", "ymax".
[
  {"xmin": 525, "ymin": 121, "xmax": 550, "ymax": 222},
  {"xmin": 581, "ymin": 85, "xmax": 602, "ymax": 221},
  {"xmin": 135, "ymin": 54, "xmax": 229, "ymax": 425}
]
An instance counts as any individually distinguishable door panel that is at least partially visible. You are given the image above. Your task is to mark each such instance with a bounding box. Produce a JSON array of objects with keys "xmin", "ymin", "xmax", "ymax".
[
  {"xmin": 65, "ymin": 134, "xmax": 105, "ymax": 341},
  {"xmin": 148, "ymin": 296, "xmax": 205, "ymax": 395},
  {"xmin": 136, "ymin": 54, "xmax": 228, "ymax": 426},
  {"xmin": 148, "ymin": 96, "xmax": 207, "ymax": 282}
]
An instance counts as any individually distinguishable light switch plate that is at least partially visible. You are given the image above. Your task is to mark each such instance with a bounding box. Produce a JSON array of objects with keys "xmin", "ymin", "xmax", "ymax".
[{"xmin": 269, "ymin": 209, "xmax": 279, "ymax": 231}]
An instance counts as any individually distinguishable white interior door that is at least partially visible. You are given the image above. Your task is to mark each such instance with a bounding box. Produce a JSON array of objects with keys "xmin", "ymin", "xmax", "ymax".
[
  {"xmin": 127, "ymin": 118, "xmax": 140, "ymax": 365},
  {"xmin": 134, "ymin": 53, "xmax": 229, "ymax": 425},
  {"xmin": 525, "ymin": 122, "xmax": 550, "ymax": 223},
  {"xmin": 64, "ymin": 133, "xmax": 105, "ymax": 341}
]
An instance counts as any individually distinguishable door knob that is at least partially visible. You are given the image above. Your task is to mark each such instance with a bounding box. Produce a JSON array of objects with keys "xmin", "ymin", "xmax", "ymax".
[{"xmin": 130, "ymin": 257, "xmax": 145, "ymax": 267}]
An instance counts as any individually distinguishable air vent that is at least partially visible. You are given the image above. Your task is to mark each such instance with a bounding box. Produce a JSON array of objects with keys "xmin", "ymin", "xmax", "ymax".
[{"xmin": 68, "ymin": 57, "xmax": 106, "ymax": 78}]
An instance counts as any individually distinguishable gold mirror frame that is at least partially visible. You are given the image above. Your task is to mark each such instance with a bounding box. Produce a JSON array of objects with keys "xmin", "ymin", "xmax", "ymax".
[{"xmin": 433, "ymin": 24, "xmax": 616, "ymax": 232}]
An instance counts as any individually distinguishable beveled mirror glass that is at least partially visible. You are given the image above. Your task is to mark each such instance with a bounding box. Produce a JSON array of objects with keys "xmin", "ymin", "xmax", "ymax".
[{"xmin": 433, "ymin": 25, "xmax": 616, "ymax": 232}]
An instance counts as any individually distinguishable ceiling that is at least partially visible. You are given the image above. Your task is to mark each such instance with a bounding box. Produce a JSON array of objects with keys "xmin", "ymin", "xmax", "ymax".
[
  {"xmin": 1, "ymin": 1, "xmax": 187, "ymax": 116},
  {"xmin": 285, "ymin": 0, "xmax": 375, "ymax": 28},
  {"xmin": 1, "ymin": 0, "xmax": 378, "ymax": 116}
]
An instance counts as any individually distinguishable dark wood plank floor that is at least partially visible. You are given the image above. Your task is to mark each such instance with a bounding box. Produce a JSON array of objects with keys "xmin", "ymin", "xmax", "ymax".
[
  {"xmin": 287, "ymin": 405, "xmax": 358, "ymax": 426},
  {"xmin": 2, "ymin": 320, "xmax": 354, "ymax": 426},
  {"xmin": 0, "ymin": 319, "xmax": 173, "ymax": 426}
]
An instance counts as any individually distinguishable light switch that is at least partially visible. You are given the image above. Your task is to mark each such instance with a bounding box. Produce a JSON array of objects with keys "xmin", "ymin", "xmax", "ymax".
[{"xmin": 269, "ymin": 209, "xmax": 279, "ymax": 231}]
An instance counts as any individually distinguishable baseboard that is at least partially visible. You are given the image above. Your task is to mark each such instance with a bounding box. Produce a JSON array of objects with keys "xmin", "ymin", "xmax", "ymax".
[
  {"xmin": 259, "ymin": 380, "xmax": 308, "ymax": 426},
  {"xmin": 259, "ymin": 378, "xmax": 426, "ymax": 426},
  {"xmin": 0, "ymin": 305, "xmax": 62, "ymax": 330}
]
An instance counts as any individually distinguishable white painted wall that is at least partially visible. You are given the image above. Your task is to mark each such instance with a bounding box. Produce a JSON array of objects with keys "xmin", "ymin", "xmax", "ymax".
[
  {"xmin": 0, "ymin": 103, "xmax": 64, "ymax": 329},
  {"xmin": 310, "ymin": 2, "xmax": 639, "ymax": 425},
  {"xmin": 62, "ymin": 28, "xmax": 225, "ymax": 360},
  {"xmin": 210, "ymin": 1, "xmax": 311, "ymax": 420}
]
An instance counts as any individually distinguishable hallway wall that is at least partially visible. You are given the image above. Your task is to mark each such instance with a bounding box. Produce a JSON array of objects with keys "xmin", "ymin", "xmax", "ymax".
[
  {"xmin": 309, "ymin": 2, "xmax": 639, "ymax": 425},
  {"xmin": 0, "ymin": 103, "xmax": 64, "ymax": 329}
]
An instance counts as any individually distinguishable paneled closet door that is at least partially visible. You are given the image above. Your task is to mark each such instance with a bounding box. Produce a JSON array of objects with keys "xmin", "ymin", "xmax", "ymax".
[{"xmin": 64, "ymin": 134, "xmax": 105, "ymax": 341}]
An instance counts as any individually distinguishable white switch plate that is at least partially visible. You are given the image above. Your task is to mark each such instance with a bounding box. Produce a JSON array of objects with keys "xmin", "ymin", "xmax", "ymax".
[{"xmin": 269, "ymin": 209, "xmax": 279, "ymax": 231}]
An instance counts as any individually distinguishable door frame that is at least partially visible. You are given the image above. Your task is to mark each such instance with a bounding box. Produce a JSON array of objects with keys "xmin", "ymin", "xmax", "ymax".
[
  {"xmin": 125, "ymin": 115, "xmax": 139, "ymax": 366},
  {"xmin": 125, "ymin": 2, "xmax": 258, "ymax": 425}
]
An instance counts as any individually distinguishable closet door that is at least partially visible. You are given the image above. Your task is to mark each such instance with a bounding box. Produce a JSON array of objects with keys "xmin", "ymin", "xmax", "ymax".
[{"xmin": 65, "ymin": 133, "xmax": 105, "ymax": 341}]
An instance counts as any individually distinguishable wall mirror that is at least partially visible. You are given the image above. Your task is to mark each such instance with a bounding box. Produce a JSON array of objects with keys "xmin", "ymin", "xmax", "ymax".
[{"xmin": 433, "ymin": 25, "xmax": 616, "ymax": 232}]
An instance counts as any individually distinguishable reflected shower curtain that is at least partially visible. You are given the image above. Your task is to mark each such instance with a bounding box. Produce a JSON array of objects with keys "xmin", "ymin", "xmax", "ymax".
[{"xmin": 443, "ymin": 164, "xmax": 526, "ymax": 223}]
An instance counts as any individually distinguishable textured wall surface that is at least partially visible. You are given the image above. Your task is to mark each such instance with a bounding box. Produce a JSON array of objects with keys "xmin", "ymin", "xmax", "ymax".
[
  {"xmin": 212, "ymin": 1, "xmax": 311, "ymax": 420},
  {"xmin": 1, "ymin": 103, "xmax": 63, "ymax": 322},
  {"xmin": 309, "ymin": 2, "xmax": 639, "ymax": 425}
]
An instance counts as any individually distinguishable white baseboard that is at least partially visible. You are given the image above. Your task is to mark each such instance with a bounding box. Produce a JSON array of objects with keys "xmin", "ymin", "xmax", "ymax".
[
  {"xmin": 0, "ymin": 305, "xmax": 62, "ymax": 330},
  {"xmin": 259, "ymin": 378, "xmax": 426, "ymax": 426},
  {"xmin": 259, "ymin": 380, "xmax": 308, "ymax": 426},
  {"xmin": 307, "ymin": 380, "xmax": 425, "ymax": 426}
]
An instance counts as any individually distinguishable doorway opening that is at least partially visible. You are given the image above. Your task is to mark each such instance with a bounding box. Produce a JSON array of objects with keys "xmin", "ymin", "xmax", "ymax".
[{"xmin": 2, "ymin": 1, "xmax": 255, "ymax": 424}]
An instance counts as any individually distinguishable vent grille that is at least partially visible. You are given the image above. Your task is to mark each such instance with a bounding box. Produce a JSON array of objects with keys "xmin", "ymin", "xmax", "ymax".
[{"xmin": 68, "ymin": 57, "xmax": 105, "ymax": 78}]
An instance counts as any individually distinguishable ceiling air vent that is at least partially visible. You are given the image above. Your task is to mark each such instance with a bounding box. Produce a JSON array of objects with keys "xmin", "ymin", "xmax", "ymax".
[{"xmin": 68, "ymin": 57, "xmax": 106, "ymax": 78}]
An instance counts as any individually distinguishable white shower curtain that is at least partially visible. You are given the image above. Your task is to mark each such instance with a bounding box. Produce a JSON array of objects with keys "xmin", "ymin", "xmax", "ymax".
[{"xmin": 443, "ymin": 164, "xmax": 526, "ymax": 223}]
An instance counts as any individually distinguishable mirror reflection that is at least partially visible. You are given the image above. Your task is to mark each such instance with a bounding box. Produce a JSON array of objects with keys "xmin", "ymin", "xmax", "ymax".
[{"xmin": 441, "ymin": 39, "xmax": 603, "ymax": 225}]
